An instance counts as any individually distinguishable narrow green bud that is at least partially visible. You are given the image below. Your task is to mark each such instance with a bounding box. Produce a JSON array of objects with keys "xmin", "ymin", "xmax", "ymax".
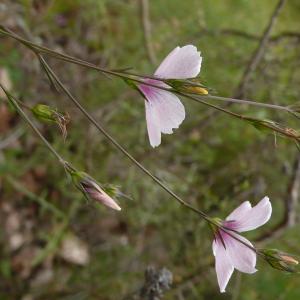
[
  {"xmin": 166, "ymin": 78, "xmax": 208, "ymax": 95},
  {"xmin": 31, "ymin": 104, "xmax": 56, "ymax": 122},
  {"xmin": 31, "ymin": 104, "xmax": 69, "ymax": 139},
  {"xmin": 288, "ymin": 104, "xmax": 300, "ymax": 113},
  {"xmin": 249, "ymin": 119, "xmax": 300, "ymax": 138},
  {"xmin": 260, "ymin": 248, "xmax": 299, "ymax": 273},
  {"xmin": 248, "ymin": 119, "xmax": 278, "ymax": 133}
]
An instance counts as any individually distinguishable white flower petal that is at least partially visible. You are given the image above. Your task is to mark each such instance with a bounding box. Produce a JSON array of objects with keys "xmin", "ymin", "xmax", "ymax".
[
  {"xmin": 230, "ymin": 196, "xmax": 272, "ymax": 232},
  {"xmin": 226, "ymin": 201, "xmax": 252, "ymax": 222},
  {"xmin": 145, "ymin": 100, "xmax": 161, "ymax": 147},
  {"xmin": 223, "ymin": 232, "xmax": 257, "ymax": 274},
  {"xmin": 213, "ymin": 239, "xmax": 234, "ymax": 293},
  {"xmin": 154, "ymin": 45, "xmax": 202, "ymax": 79},
  {"xmin": 140, "ymin": 81, "xmax": 185, "ymax": 147},
  {"xmin": 151, "ymin": 90, "xmax": 185, "ymax": 135}
]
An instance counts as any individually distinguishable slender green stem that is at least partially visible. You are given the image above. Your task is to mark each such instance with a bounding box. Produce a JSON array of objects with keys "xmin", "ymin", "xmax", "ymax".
[
  {"xmin": 176, "ymin": 92, "xmax": 300, "ymax": 141},
  {"xmin": 0, "ymin": 26, "xmax": 293, "ymax": 113},
  {"xmin": 0, "ymin": 83, "xmax": 65, "ymax": 164},
  {"xmin": 204, "ymin": 94, "xmax": 291, "ymax": 112},
  {"xmin": 2, "ymin": 26, "xmax": 299, "ymax": 142},
  {"xmin": 115, "ymin": 69, "xmax": 292, "ymax": 112}
]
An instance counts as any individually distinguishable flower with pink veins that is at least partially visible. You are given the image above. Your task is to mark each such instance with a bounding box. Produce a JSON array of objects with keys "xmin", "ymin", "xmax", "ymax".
[
  {"xmin": 212, "ymin": 196, "xmax": 272, "ymax": 293},
  {"xmin": 138, "ymin": 45, "xmax": 202, "ymax": 147}
]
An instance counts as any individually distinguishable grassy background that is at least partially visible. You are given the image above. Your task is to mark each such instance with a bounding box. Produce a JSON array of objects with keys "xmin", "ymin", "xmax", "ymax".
[{"xmin": 0, "ymin": 0, "xmax": 300, "ymax": 299}]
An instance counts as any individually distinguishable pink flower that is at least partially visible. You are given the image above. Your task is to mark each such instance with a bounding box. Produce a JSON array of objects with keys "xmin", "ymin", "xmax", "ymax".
[
  {"xmin": 213, "ymin": 196, "xmax": 272, "ymax": 293},
  {"xmin": 138, "ymin": 45, "xmax": 202, "ymax": 147}
]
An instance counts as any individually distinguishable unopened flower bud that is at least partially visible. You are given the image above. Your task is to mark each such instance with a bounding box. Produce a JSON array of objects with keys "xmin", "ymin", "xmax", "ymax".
[
  {"xmin": 260, "ymin": 248, "xmax": 299, "ymax": 273},
  {"xmin": 80, "ymin": 178, "xmax": 121, "ymax": 211},
  {"xmin": 166, "ymin": 78, "xmax": 208, "ymax": 95},
  {"xmin": 65, "ymin": 163, "xmax": 121, "ymax": 211},
  {"xmin": 31, "ymin": 104, "xmax": 70, "ymax": 139},
  {"xmin": 288, "ymin": 104, "xmax": 300, "ymax": 113},
  {"xmin": 184, "ymin": 86, "xmax": 208, "ymax": 95},
  {"xmin": 31, "ymin": 104, "xmax": 56, "ymax": 122}
]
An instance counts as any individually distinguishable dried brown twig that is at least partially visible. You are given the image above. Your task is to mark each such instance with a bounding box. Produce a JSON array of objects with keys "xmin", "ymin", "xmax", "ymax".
[
  {"xmin": 198, "ymin": 0, "xmax": 287, "ymax": 130},
  {"xmin": 234, "ymin": 0, "xmax": 287, "ymax": 98},
  {"xmin": 198, "ymin": 29, "xmax": 300, "ymax": 43},
  {"xmin": 256, "ymin": 154, "xmax": 300, "ymax": 243}
]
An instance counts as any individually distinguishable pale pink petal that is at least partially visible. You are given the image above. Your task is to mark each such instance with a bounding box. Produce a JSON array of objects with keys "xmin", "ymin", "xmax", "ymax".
[
  {"xmin": 154, "ymin": 45, "xmax": 202, "ymax": 79},
  {"xmin": 213, "ymin": 239, "xmax": 234, "ymax": 293},
  {"xmin": 139, "ymin": 80, "xmax": 185, "ymax": 147},
  {"xmin": 222, "ymin": 231, "xmax": 257, "ymax": 274},
  {"xmin": 87, "ymin": 182, "xmax": 121, "ymax": 211},
  {"xmin": 145, "ymin": 100, "xmax": 161, "ymax": 147},
  {"xmin": 226, "ymin": 201, "xmax": 252, "ymax": 222},
  {"xmin": 96, "ymin": 191, "xmax": 121, "ymax": 211},
  {"xmin": 230, "ymin": 196, "xmax": 272, "ymax": 232},
  {"xmin": 150, "ymin": 90, "xmax": 185, "ymax": 135}
]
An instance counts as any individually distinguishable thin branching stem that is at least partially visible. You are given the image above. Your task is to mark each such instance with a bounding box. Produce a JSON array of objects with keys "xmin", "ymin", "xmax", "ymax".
[
  {"xmin": 1, "ymin": 28, "xmax": 298, "ymax": 141},
  {"xmin": 37, "ymin": 55, "xmax": 258, "ymax": 254},
  {"xmin": 37, "ymin": 54, "xmax": 209, "ymax": 219},
  {"xmin": 197, "ymin": 94, "xmax": 290, "ymax": 111},
  {"xmin": 0, "ymin": 25, "xmax": 273, "ymax": 254},
  {"xmin": 0, "ymin": 26, "xmax": 293, "ymax": 113}
]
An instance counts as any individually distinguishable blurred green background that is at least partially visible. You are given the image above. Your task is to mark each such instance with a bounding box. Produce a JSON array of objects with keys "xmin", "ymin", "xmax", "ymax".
[{"xmin": 0, "ymin": 0, "xmax": 300, "ymax": 299}]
